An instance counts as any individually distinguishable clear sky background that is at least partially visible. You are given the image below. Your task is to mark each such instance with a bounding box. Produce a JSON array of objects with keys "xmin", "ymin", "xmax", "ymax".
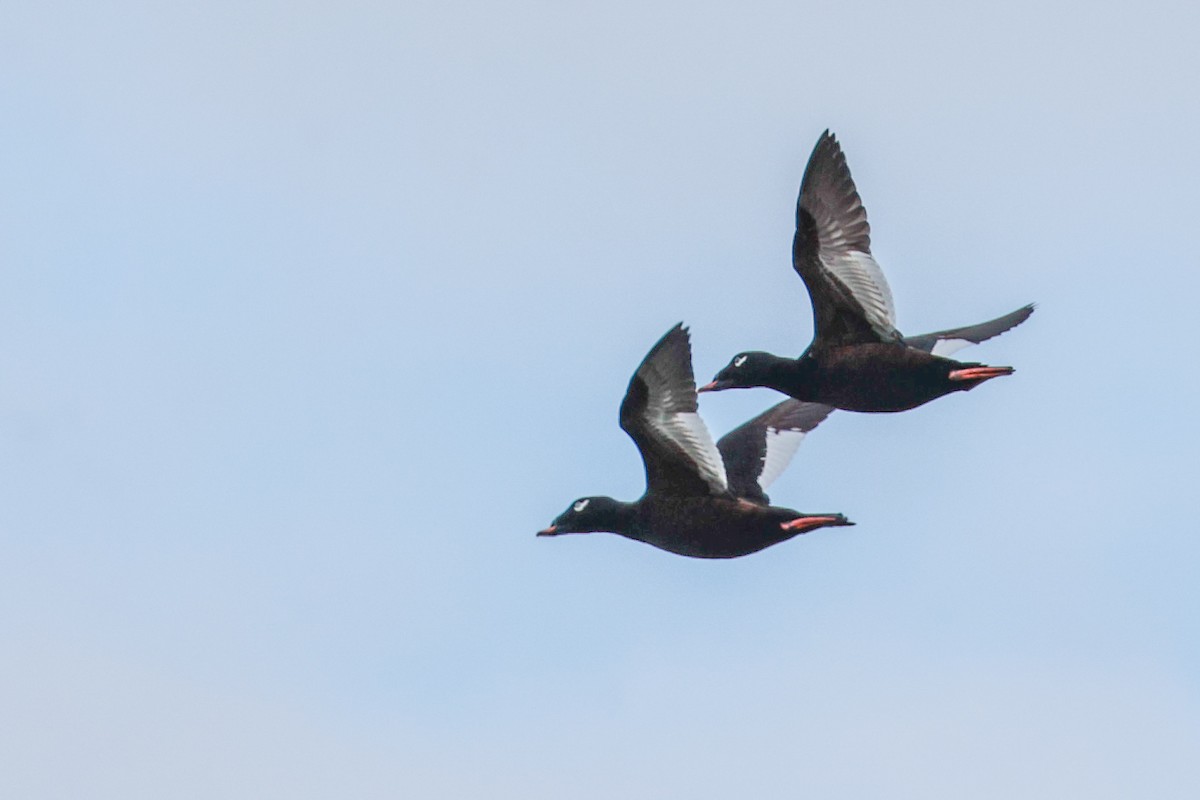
[{"xmin": 2, "ymin": 1, "xmax": 1198, "ymax": 797}]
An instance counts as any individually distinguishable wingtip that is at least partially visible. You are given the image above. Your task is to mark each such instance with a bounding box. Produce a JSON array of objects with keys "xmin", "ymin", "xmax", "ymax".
[
  {"xmin": 672, "ymin": 321, "xmax": 692, "ymax": 348},
  {"xmin": 657, "ymin": 321, "xmax": 691, "ymax": 346},
  {"xmin": 1011, "ymin": 302, "xmax": 1037, "ymax": 325}
]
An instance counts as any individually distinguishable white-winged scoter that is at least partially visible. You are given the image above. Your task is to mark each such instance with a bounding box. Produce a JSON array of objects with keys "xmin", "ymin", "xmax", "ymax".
[
  {"xmin": 538, "ymin": 323, "xmax": 851, "ymax": 558},
  {"xmin": 700, "ymin": 130, "xmax": 1032, "ymax": 412}
]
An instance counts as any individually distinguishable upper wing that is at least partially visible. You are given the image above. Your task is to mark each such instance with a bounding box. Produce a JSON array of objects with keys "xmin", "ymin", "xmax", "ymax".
[
  {"xmin": 903, "ymin": 304, "xmax": 1035, "ymax": 357},
  {"xmin": 792, "ymin": 130, "xmax": 902, "ymax": 347},
  {"xmin": 619, "ymin": 324, "xmax": 730, "ymax": 498},
  {"xmin": 716, "ymin": 399, "xmax": 833, "ymax": 505}
]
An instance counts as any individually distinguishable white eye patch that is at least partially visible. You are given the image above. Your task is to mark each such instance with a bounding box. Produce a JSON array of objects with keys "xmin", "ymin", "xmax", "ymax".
[
  {"xmin": 733, "ymin": 355, "xmax": 748, "ymax": 367},
  {"xmin": 573, "ymin": 499, "xmax": 590, "ymax": 512}
]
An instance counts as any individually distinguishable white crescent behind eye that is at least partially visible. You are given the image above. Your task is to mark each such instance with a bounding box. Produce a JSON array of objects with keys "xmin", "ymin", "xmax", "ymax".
[
  {"xmin": 573, "ymin": 499, "xmax": 590, "ymax": 512},
  {"xmin": 733, "ymin": 355, "xmax": 748, "ymax": 367}
]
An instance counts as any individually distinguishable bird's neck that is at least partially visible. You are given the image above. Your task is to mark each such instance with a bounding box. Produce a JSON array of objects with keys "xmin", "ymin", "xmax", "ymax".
[
  {"xmin": 592, "ymin": 500, "xmax": 641, "ymax": 535},
  {"xmin": 759, "ymin": 353, "xmax": 815, "ymax": 396}
]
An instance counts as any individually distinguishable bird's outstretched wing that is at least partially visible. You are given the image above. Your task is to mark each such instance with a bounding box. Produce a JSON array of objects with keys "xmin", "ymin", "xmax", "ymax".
[
  {"xmin": 793, "ymin": 130, "xmax": 901, "ymax": 348},
  {"xmin": 716, "ymin": 399, "xmax": 833, "ymax": 505},
  {"xmin": 903, "ymin": 304, "xmax": 1035, "ymax": 357},
  {"xmin": 620, "ymin": 324, "xmax": 730, "ymax": 498}
]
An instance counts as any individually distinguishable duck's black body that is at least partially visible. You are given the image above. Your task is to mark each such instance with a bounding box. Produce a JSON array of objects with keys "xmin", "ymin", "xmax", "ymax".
[
  {"xmin": 560, "ymin": 495, "xmax": 831, "ymax": 559},
  {"xmin": 704, "ymin": 131, "xmax": 1031, "ymax": 413},
  {"xmin": 539, "ymin": 325, "xmax": 850, "ymax": 559},
  {"xmin": 751, "ymin": 341, "xmax": 1013, "ymax": 413}
]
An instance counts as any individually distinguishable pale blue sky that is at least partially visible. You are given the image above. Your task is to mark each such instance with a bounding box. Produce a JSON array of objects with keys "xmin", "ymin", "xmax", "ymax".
[{"xmin": 2, "ymin": 1, "xmax": 1198, "ymax": 797}]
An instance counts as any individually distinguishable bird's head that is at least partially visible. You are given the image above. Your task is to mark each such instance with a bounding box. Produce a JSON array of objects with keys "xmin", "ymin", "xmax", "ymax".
[
  {"xmin": 537, "ymin": 496, "xmax": 623, "ymax": 536},
  {"xmin": 698, "ymin": 351, "xmax": 775, "ymax": 392}
]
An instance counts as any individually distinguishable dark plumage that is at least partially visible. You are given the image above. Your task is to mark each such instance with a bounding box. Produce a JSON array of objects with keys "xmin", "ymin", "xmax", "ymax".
[
  {"xmin": 538, "ymin": 324, "xmax": 851, "ymax": 559},
  {"xmin": 701, "ymin": 131, "xmax": 1033, "ymax": 412}
]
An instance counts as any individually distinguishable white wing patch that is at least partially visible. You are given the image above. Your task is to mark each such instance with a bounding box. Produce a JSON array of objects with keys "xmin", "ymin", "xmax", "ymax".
[
  {"xmin": 630, "ymin": 325, "xmax": 730, "ymax": 495},
  {"xmin": 824, "ymin": 249, "xmax": 896, "ymax": 333},
  {"xmin": 649, "ymin": 409, "xmax": 729, "ymax": 494},
  {"xmin": 930, "ymin": 337, "xmax": 972, "ymax": 358},
  {"xmin": 757, "ymin": 428, "xmax": 806, "ymax": 492}
]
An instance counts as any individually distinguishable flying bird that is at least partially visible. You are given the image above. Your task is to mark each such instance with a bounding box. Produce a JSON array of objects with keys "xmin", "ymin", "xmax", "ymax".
[
  {"xmin": 538, "ymin": 323, "xmax": 851, "ymax": 558},
  {"xmin": 701, "ymin": 130, "xmax": 1032, "ymax": 412}
]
